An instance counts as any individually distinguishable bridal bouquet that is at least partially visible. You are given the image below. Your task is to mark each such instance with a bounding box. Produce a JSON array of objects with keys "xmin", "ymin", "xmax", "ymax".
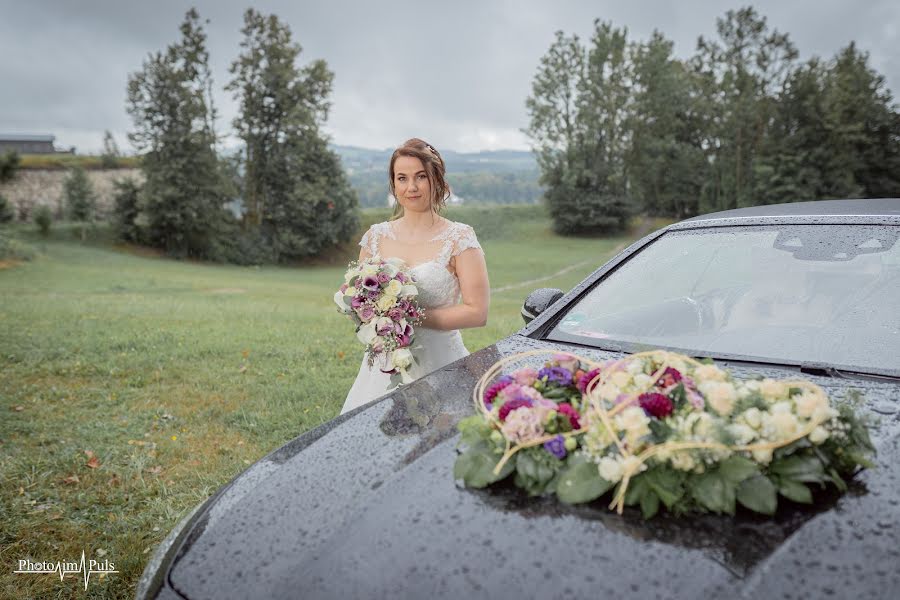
[
  {"xmin": 334, "ymin": 257, "xmax": 425, "ymax": 387},
  {"xmin": 455, "ymin": 350, "xmax": 875, "ymax": 519}
]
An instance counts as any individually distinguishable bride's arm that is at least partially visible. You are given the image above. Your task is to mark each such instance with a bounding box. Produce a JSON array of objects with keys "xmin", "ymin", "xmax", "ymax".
[{"xmin": 420, "ymin": 248, "xmax": 490, "ymax": 330}]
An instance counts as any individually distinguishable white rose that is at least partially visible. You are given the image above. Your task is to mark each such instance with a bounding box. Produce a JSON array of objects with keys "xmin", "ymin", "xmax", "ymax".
[
  {"xmin": 699, "ymin": 381, "xmax": 737, "ymax": 416},
  {"xmin": 376, "ymin": 295, "xmax": 397, "ymax": 312},
  {"xmin": 694, "ymin": 364, "xmax": 727, "ymax": 382},
  {"xmin": 384, "ymin": 279, "xmax": 402, "ymax": 296},
  {"xmin": 670, "ymin": 451, "xmax": 696, "ymax": 471},
  {"xmin": 333, "ymin": 290, "xmax": 348, "ymax": 311},
  {"xmin": 356, "ymin": 321, "xmax": 377, "ymax": 345},
  {"xmin": 595, "ymin": 382, "xmax": 620, "ymax": 402},
  {"xmin": 771, "ymin": 411, "xmax": 799, "ymax": 439},
  {"xmin": 727, "ymin": 423, "xmax": 756, "ymax": 445},
  {"xmin": 400, "ymin": 284, "xmax": 419, "ymax": 297},
  {"xmin": 626, "ymin": 360, "xmax": 644, "ymax": 375},
  {"xmin": 616, "ymin": 406, "xmax": 650, "ymax": 446},
  {"xmin": 345, "ymin": 286, "xmax": 358, "ymax": 297},
  {"xmin": 771, "ymin": 401, "xmax": 792, "ymax": 414},
  {"xmin": 752, "ymin": 448, "xmax": 773, "ymax": 464},
  {"xmin": 391, "ymin": 348, "xmax": 413, "ymax": 370},
  {"xmin": 809, "ymin": 426, "xmax": 830, "ymax": 445},
  {"xmin": 759, "ymin": 379, "xmax": 788, "ymax": 402},
  {"xmin": 361, "ymin": 264, "xmax": 379, "ymax": 276},
  {"xmin": 742, "ymin": 407, "xmax": 762, "ymax": 429},
  {"xmin": 383, "ymin": 263, "xmax": 399, "ymax": 278},
  {"xmin": 633, "ymin": 373, "xmax": 652, "ymax": 390},
  {"xmin": 611, "ymin": 371, "xmax": 631, "ymax": 388},
  {"xmin": 794, "ymin": 391, "xmax": 826, "ymax": 419},
  {"xmin": 598, "ymin": 456, "xmax": 624, "ymax": 483}
]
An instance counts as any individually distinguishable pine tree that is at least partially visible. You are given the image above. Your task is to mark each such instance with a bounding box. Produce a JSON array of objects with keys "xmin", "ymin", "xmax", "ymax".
[{"xmin": 63, "ymin": 165, "xmax": 96, "ymax": 241}]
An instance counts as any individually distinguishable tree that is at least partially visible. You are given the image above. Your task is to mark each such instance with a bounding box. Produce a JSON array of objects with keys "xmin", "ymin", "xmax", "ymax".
[
  {"xmin": 63, "ymin": 165, "xmax": 96, "ymax": 241},
  {"xmin": 525, "ymin": 22, "xmax": 632, "ymax": 234},
  {"xmin": 111, "ymin": 177, "xmax": 143, "ymax": 243},
  {"xmin": 226, "ymin": 8, "xmax": 357, "ymax": 261},
  {"xmin": 0, "ymin": 151, "xmax": 19, "ymax": 183},
  {"xmin": 628, "ymin": 32, "xmax": 707, "ymax": 218},
  {"xmin": 126, "ymin": 8, "xmax": 233, "ymax": 259},
  {"xmin": 692, "ymin": 6, "xmax": 798, "ymax": 211},
  {"xmin": 101, "ymin": 130, "xmax": 120, "ymax": 168}
]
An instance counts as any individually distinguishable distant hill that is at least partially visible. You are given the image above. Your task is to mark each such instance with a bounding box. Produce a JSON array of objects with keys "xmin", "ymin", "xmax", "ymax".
[{"xmin": 331, "ymin": 145, "xmax": 543, "ymax": 207}]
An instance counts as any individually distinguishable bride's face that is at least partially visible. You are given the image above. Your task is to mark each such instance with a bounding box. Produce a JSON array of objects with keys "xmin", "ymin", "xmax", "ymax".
[{"xmin": 393, "ymin": 155, "xmax": 432, "ymax": 213}]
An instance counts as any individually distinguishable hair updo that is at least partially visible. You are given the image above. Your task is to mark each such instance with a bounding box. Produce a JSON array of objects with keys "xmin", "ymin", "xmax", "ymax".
[{"xmin": 388, "ymin": 138, "xmax": 451, "ymax": 219}]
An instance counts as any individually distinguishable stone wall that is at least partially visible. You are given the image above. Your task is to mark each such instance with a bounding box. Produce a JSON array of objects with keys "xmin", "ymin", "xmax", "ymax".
[{"xmin": 0, "ymin": 168, "xmax": 144, "ymax": 221}]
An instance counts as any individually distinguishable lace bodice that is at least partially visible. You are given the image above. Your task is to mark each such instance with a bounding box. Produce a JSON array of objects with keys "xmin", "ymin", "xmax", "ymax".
[{"xmin": 359, "ymin": 220, "xmax": 483, "ymax": 309}]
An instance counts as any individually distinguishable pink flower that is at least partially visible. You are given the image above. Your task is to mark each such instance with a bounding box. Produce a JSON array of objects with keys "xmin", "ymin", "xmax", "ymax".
[
  {"xmin": 512, "ymin": 367, "xmax": 538, "ymax": 386},
  {"xmin": 683, "ymin": 376, "xmax": 705, "ymax": 409},
  {"xmin": 557, "ymin": 402, "xmax": 581, "ymax": 429},
  {"xmin": 577, "ymin": 368, "xmax": 602, "ymax": 393},
  {"xmin": 498, "ymin": 398, "xmax": 532, "ymax": 422},
  {"xmin": 340, "ymin": 283, "xmax": 348, "ymax": 293},
  {"xmin": 500, "ymin": 405, "xmax": 551, "ymax": 444},
  {"xmin": 357, "ymin": 305, "xmax": 375, "ymax": 322},
  {"xmin": 388, "ymin": 307, "xmax": 404, "ymax": 321},
  {"xmin": 656, "ymin": 367, "xmax": 683, "ymax": 389},
  {"xmin": 397, "ymin": 272, "xmax": 408, "ymax": 283}
]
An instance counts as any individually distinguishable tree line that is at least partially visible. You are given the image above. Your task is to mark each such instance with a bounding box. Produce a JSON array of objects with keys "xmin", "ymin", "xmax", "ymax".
[{"xmin": 526, "ymin": 6, "xmax": 900, "ymax": 233}]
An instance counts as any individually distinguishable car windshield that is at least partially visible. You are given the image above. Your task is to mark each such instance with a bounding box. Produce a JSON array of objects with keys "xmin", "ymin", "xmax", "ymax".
[{"xmin": 549, "ymin": 224, "xmax": 900, "ymax": 376}]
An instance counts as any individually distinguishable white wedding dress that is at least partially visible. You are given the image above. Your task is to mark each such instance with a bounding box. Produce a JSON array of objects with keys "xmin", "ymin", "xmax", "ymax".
[{"xmin": 340, "ymin": 220, "xmax": 483, "ymax": 415}]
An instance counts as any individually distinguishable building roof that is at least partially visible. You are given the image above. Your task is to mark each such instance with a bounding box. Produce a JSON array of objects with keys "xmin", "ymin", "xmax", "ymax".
[{"xmin": 0, "ymin": 134, "xmax": 55, "ymax": 142}]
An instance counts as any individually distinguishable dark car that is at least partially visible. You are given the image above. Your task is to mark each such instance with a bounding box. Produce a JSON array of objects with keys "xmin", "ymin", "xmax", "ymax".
[{"xmin": 138, "ymin": 199, "xmax": 900, "ymax": 600}]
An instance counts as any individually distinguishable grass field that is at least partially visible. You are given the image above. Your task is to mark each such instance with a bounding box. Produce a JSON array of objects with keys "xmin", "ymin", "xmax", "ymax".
[{"xmin": 0, "ymin": 205, "xmax": 655, "ymax": 598}]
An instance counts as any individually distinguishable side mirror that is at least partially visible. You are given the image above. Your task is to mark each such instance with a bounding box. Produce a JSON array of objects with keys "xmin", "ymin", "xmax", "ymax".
[{"xmin": 521, "ymin": 288, "xmax": 564, "ymax": 325}]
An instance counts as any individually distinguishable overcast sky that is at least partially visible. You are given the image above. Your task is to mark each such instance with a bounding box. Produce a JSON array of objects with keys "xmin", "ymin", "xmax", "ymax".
[{"xmin": 2, "ymin": 1, "xmax": 898, "ymax": 154}]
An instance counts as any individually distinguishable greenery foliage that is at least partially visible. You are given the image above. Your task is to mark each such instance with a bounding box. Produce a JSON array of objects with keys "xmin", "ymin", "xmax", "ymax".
[
  {"xmin": 226, "ymin": 8, "xmax": 358, "ymax": 261},
  {"xmin": 111, "ymin": 177, "xmax": 143, "ymax": 243},
  {"xmin": 33, "ymin": 205, "xmax": 52, "ymax": 236},
  {"xmin": 526, "ymin": 6, "xmax": 900, "ymax": 229}
]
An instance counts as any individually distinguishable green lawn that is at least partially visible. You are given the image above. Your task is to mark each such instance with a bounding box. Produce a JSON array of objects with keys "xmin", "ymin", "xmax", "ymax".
[{"xmin": 0, "ymin": 205, "xmax": 652, "ymax": 598}]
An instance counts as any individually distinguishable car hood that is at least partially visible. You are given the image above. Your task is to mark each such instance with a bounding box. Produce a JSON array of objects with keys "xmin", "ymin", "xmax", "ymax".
[{"xmin": 168, "ymin": 336, "xmax": 900, "ymax": 599}]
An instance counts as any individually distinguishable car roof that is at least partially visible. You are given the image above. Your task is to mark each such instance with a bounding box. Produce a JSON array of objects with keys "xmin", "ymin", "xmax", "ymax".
[{"xmin": 678, "ymin": 198, "xmax": 900, "ymax": 225}]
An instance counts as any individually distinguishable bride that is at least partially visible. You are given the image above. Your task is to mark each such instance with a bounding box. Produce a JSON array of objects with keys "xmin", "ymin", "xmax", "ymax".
[{"xmin": 340, "ymin": 138, "xmax": 490, "ymax": 415}]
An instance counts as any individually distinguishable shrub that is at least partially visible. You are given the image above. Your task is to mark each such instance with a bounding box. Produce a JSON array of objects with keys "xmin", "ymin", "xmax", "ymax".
[{"xmin": 34, "ymin": 205, "xmax": 53, "ymax": 236}]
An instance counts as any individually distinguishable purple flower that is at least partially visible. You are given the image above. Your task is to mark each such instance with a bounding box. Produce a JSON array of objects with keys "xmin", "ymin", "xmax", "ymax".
[
  {"xmin": 538, "ymin": 366, "xmax": 572, "ymax": 386},
  {"xmin": 388, "ymin": 306, "xmax": 404, "ymax": 321},
  {"xmin": 543, "ymin": 435, "xmax": 567, "ymax": 459},
  {"xmin": 376, "ymin": 271, "xmax": 390, "ymax": 284},
  {"xmin": 376, "ymin": 320, "xmax": 393, "ymax": 336},
  {"xmin": 362, "ymin": 275, "xmax": 380, "ymax": 291},
  {"xmin": 357, "ymin": 305, "xmax": 375, "ymax": 322},
  {"xmin": 350, "ymin": 296, "xmax": 365, "ymax": 310},
  {"xmin": 397, "ymin": 272, "xmax": 408, "ymax": 283}
]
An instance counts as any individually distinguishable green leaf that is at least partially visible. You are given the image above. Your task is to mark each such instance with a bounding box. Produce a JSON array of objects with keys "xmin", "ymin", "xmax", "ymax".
[
  {"xmin": 691, "ymin": 471, "xmax": 736, "ymax": 514},
  {"xmin": 719, "ymin": 455, "xmax": 760, "ymax": 484},
  {"xmin": 737, "ymin": 475, "xmax": 778, "ymax": 515},
  {"xmin": 643, "ymin": 467, "xmax": 685, "ymax": 508},
  {"xmin": 542, "ymin": 387, "xmax": 568, "ymax": 400},
  {"xmin": 771, "ymin": 454, "xmax": 826, "ymax": 483},
  {"xmin": 454, "ymin": 448, "xmax": 514, "ymax": 488},
  {"xmin": 640, "ymin": 490, "xmax": 660, "ymax": 519},
  {"xmin": 623, "ymin": 475, "xmax": 649, "ymax": 506},
  {"xmin": 556, "ymin": 461, "xmax": 613, "ymax": 504},
  {"xmin": 777, "ymin": 478, "xmax": 813, "ymax": 504}
]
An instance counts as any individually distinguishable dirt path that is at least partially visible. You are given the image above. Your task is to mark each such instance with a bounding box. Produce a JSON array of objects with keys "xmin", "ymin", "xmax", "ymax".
[{"xmin": 489, "ymin": 217, "xmax": 654, "ymax": 295}]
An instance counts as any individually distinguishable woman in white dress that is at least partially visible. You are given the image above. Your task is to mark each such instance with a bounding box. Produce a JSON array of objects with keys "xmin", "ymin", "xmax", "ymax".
[{"xmin": 340, "ymin": 138, "xmax": 490, "ymax": 414}]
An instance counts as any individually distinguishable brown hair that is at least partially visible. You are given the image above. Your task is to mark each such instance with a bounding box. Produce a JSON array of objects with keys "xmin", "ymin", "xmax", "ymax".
[{"xmin": 388, "ymin": 138, "xmax": 451, "ymax": 220}]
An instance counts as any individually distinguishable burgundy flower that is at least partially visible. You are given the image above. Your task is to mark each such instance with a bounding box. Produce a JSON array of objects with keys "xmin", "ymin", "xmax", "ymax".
[
  {"xmin": 484, "ymin": 375, "xmax": 514, "ymax": 405},
  {"xmin": 656, "ymin": 367, "xmax": 683, "ymax": 389},
  {"xmin": 639, "ymin": 392, "xmax": 674, "ymax": 419},
  {"xmin": 577, "ymin": 368, "xmax": 602, "ymax": 393},
  {"xmin": 498, "ymin": 398, "xmax": 533, "ymax": 422},
  {"xmin": 557, "ymin": 402, "xmax": 581, "ymax": 429}
]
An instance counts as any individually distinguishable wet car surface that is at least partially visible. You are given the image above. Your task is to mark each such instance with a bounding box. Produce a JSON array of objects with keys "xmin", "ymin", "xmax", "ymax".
[{"xmin": 138, "ymin": 199, "xmax": 900, "ymax": 599}]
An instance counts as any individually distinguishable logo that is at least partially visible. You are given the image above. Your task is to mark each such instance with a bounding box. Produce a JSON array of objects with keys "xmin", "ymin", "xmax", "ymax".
[{"xmin": 14, "ymin": 550, "xmax": 119, "ymax": 591}]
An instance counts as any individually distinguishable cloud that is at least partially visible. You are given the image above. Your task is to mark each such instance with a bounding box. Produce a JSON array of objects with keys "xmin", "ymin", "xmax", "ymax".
[{"xmin": 2, "ymin": 0, "xmax": 898, "ymax": 153}]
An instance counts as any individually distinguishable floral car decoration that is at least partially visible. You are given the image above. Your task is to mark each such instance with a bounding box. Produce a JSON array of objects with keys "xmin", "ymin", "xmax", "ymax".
[{"xmin": 454, "ymin": 350, "xmax": 875, "ymax": 518}]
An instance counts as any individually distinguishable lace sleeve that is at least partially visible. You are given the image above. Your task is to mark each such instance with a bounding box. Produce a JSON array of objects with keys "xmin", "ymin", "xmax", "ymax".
[
  {"xmin": 451, "ymin": 223, "xmax": 483, "ymax": 257},
  {"xmin": 359, "ymin": 224, "xmax": 381, "ymax": 257}
]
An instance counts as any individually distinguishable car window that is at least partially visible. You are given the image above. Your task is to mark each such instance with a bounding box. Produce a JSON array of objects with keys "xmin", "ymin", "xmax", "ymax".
[{"xmin": 549, "ymin": 224, "xmax": 900, "ymax": 376}]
